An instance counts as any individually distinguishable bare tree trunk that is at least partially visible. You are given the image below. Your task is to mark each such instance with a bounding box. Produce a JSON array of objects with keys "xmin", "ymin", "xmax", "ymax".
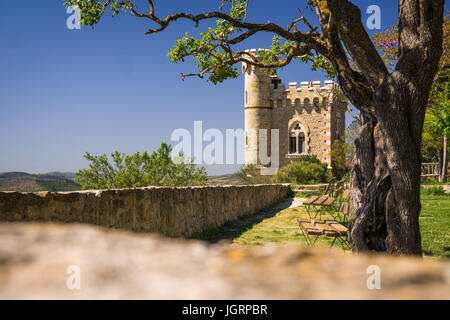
[
  {"xmin": 441, "ymin": 136, "xmax": 448, "ymax": 182},
  {"xmin": 327, "ymin": 0, "xmax": 445, "ymax": 256}
]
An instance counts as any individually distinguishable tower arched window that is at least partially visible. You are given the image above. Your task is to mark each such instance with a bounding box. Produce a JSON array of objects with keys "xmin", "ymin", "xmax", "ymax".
[
  {"xmin": 295, "ymin": 98, "xmax": 301, "ymax": 107},
  {"xmin": 289, "ymin": 122, "xmax": 307, "ymax": 155},
  {"xmin": 304, "ymin": 98, "xmax": 310, "ymax": 106},
  {"xmin": 298, "ymin": 132, "xmax": 305, "ymax": 154},
  {"xmin": 289, "ymin": 133, "xmax": 297, "ymax": 154}
]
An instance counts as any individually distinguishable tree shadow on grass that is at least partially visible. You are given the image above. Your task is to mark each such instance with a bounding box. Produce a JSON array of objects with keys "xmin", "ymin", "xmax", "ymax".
[{"xmin": 190, "ymin": 197, "xmax": 294, "ymax": 244}]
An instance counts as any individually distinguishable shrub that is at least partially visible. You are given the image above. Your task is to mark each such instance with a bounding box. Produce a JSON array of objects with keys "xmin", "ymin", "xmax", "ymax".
[
  {"xmin": 421, "ymin": 177, "xmax": 439, "ymax": 185},
  {"xmin": 421, "ymin": 186, "xmax": 449, "ymax": 196},
  {"xmin": 273, "ymin": 155, "xmax": 331, "ymax": 185},
  {"xmin": 76, "ymin": 142, "xmax": 207, "ymax": 190}
]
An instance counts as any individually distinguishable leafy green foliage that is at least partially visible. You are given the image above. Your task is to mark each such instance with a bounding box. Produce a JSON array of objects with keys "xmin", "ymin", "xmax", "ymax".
[
  {"xmin": 330, "ymin": 137, "xmax": 351, "ymax": 178},
  {"xmin": 311, "ymin": 54, "xmax": 336, "ymax": 79},
  {"xmin": 272, "ymin": 155, "xmax": 331, "ymax": 185},
  {"xmin": 64, "ymin": 0, "xmax": 127, "ymax": 27},
  {"xmin": 330, "ymin": 122, "xmax": 359, "ymax": 178},
  {"xmin": 167, "ymin": 28, "xmax": 240, "ymax": 84},
  {"xmin": 76, "ymin": 142, "xmax": 207, "ymax": 190},
  {"xmin": 421, "ymin": 186, "xmax": 449, "ymax": 197},
  {"xmin": 258, "ymin": 36, "xmax": 296, "ymax": 66},
  {"xmin": 167, "ymin": 0, "xmax": 248, "ymax": 84}
]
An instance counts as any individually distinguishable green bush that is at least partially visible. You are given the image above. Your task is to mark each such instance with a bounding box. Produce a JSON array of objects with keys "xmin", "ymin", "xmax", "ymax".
[
  {"xmin": 76, "ymin": 142, "xmax": 207, "ymax": 190},
  {"xmin": 421, "ymin": 177, "xmax": 450, "ymax": 185},
  {"xmin": 273, "ymin": 155, "xmax": 332, "ymax": 185},
  {"xmin": 421, "ymin": 186, "xmax": 449, "ymax": 196}
]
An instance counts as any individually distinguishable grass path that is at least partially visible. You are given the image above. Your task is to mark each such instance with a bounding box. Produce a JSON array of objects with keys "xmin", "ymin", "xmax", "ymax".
[
  {"xmin": 193, "ymin": 197, "xmax": 346, "ymax": 249},
  {"xmin": 193, "ymin": 193, "xmax": 450, "ymax": 259}
]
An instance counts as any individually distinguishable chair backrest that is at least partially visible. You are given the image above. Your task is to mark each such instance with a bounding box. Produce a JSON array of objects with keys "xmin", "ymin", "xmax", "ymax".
[
  {"xmin": 335, "ymin": 179, "xmax": 345, "ymax": 189},
  {"xmin": 324, "ymin": 179, "xmax": 336, "ymax": 196},
  {"xmin": 339, "ymin": 202, "xmax": 349, "ymax": 216},
  {"xmin": 342, "ymin": 189, "xmax": 350, "ymax": 200},
  {"xmin": 332, "ymin": 179, "xmax": 346, "ymax": 197}
]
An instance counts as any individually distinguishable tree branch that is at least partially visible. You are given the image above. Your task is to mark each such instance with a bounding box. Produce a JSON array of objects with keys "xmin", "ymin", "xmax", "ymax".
[{"xmin": 317, "ymin": 0, "xmax": 389, "ymax": 87}]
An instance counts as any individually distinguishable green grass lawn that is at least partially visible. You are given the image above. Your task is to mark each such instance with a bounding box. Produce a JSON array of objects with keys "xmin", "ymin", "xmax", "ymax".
[
  {"xmin": 420, "ymin": 194, "xmax": 450, "ymax": 259},
  {"xmin": 193, "ymin": 193, "xmax": 450, "ymax": 259}
]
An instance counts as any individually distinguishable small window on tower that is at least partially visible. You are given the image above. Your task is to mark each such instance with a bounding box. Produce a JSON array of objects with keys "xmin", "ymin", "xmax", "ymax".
[
  {"xmin": 289, "ymin": 135, "xmax": 297, "ymax": 154},
  {"xmin": 245, "ymin": 91, "xmax": 248, "ymax": 105},
  {"xmin": 298, "ymin": 133, "xmax": 305, "ymax": 153},
  {"xmin": 271, "ymin": 78, "xmax": 281, "ymax": 89}
]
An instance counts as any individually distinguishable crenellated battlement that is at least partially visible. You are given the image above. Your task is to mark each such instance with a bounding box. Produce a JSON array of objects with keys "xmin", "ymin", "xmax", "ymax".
[{"xmin": 269, "ymin": 76, "xmax": 340, "ymax": 109}]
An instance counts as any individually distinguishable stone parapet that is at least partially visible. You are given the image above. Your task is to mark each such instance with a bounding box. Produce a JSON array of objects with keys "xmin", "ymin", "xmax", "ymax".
[{"xmin": 0, "ymin": 184, "xmax": 290, "ymax": 238}]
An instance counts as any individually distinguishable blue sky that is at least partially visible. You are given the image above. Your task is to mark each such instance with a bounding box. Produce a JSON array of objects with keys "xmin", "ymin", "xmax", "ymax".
[{"xmin": 1, "ymin": 1, "xmax": 447, "ymax": 175}]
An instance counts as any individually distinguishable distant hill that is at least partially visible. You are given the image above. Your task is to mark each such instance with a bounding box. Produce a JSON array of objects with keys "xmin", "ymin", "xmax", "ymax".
[
  {"xmin": 0, "ymin": 172, "xmax": 248, "ymax": 192},
  {"xmin": 0, "ymin": 172, "xmax": 81, "ymax": 192},
  {"xmin": 207, "ymin": 173, "xmax": 245, "ymax": 186}
]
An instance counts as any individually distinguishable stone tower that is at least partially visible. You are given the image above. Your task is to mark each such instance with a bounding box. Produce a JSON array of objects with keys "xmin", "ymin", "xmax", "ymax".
[
  {"xmin": 243, "ymin": 49, "xmax": 348, "ymax": 171},
  {"xmin": 243, "ymin": 49, "xmax": 272, "ymax": 165}
]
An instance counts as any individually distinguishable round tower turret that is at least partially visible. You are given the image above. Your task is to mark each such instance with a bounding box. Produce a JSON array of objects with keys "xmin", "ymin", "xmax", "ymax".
[{"xmin": 243, "ymin": 49, "xmax": 272, "ymax": 166}]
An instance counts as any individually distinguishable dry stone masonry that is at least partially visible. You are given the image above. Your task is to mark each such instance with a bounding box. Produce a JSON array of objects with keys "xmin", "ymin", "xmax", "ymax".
[{"xmin": 0, "ymin": 184, "xmax": 290, "ymax": 237}]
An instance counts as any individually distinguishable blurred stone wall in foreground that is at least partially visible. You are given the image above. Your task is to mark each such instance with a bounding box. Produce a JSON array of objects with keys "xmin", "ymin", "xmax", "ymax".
[{"xmin": 0, "ymin": 223, "xmax": 448, "ymax": 299}]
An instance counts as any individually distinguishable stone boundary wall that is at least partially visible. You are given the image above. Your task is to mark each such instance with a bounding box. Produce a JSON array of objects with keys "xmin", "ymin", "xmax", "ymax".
[{"xmin": 0, "ymin": 184, "xmax": 290, "ymax": 237}]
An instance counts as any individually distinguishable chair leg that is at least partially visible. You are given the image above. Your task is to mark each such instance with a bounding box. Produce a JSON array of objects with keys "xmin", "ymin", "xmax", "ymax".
[
  {"xmin": 336, "ymin": 236, "xmax": 351, "ymax": 250},
  {"xmin": 329, "ymin": 237, "xmax": 338, "ymax": 248},
  {"xmin": 299, "ymin": 227, "xmax": 312, "ymax": 246},
  {"xmin": 312, "ymin": 235, "xmax": 320, "ymax": 245},
  {"xmin": 298, "ymin": 226, "xmax": 320, "ymax": 247},
  {"xmin": 305, "ymin": 205, "xmax": 313, "ymax": 219}
]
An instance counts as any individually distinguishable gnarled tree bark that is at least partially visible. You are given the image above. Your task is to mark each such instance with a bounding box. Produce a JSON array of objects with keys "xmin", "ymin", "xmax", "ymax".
[{"xmin": 317, "ymin": 0, "xmax": 445, "ymax": 255}]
